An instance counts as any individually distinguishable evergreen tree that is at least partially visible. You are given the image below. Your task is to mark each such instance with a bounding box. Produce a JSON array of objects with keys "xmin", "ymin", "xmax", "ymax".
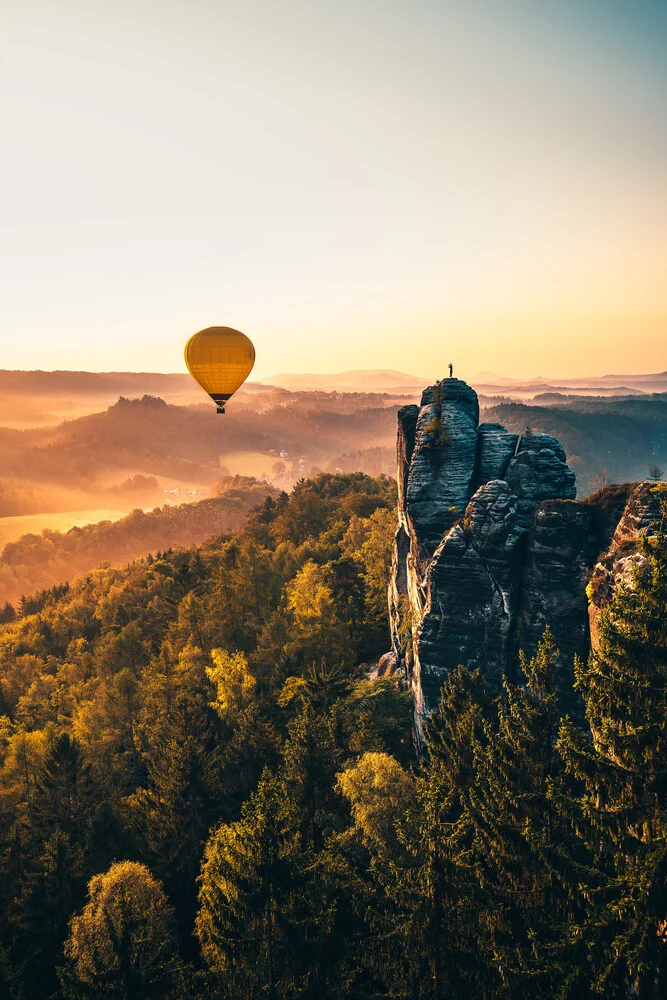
[
  {"xmin": 405, "ymin": 668, "xmax": 493, "ymax": 1000},
  {"xmin": 30, "ymin": 731, "xmax": 92, "ymax": 843},
  {"xmin": 128, "ymin": 709, "xmax": 219, "ymax": 951},
  {"xmin": 0, "ymin": 602, "xmax": 16, "ymax": 625},
  {"xmin": 342, "ymin": 667, "xmax": 495, "ymax": 1000},
  {"xmin": 559, "ymin": 498, "xmax": 667, "ymax": 997},
  {"xmin": 467, "ymin": 630, "xmax": 578, "ymax": 997},
  {"xmin": 282, "ymin": 706, "xmax": 341, "ymax": 851},
  {"xmin": 61, "ymin": 861, "xmax": 181, "ymax": 1000},
  {"xmin": 217, "ymin": 704, "xmax": 282, "ymax": 818},
  {"xmin": 12, "ymin": 830, "xmax": 85, "ymax": 1000},
  {"xmin": 196, "ymin": 769, "xmax": 304, "ymax": 999}
]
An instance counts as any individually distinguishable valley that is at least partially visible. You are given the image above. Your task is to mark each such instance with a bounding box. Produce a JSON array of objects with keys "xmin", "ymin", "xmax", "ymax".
[
  {"xmin": 0, "ymin": 508, "xmax": 129, "ymax": 549},
  {"xmin": 1, "ymin": 372, "xmax": 667, "ymax": 610}
]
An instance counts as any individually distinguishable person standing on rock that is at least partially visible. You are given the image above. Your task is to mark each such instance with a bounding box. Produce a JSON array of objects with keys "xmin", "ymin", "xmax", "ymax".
[{"xmin": 448, "ymin": 363, "xmax": 453, "ymax": 378}]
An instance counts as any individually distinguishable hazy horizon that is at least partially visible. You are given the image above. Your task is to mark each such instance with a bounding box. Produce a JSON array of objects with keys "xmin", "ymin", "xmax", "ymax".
[{"xmin": 1, "ymin": 364, "xmax": 666, "ymax": 382}]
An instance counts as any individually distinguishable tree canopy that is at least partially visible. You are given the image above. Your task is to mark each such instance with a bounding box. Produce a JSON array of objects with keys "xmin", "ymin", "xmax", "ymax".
[{"xmin": 0, "ymin": 474, "xmax": 666, "ymax": 999}]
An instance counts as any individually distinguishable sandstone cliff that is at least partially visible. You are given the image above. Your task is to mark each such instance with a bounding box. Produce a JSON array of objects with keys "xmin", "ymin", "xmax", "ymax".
[
  {"xmin": 389, "ymin": 378, "xmax": 663, "ymax": 733},
  {"xmin": 585, "ymin": 481, "xmax": 665, "ymax": 646}
]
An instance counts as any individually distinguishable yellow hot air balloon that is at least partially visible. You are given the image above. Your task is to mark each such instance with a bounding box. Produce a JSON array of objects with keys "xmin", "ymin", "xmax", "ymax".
[{"xmin": 184, "ymin": 326, "xmax": 256, "ymax": 413}]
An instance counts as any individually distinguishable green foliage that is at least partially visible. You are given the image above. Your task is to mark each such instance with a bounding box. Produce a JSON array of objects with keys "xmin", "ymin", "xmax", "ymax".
[
  {"xmin": 206, "ymin": 649, "xmax": 256, "ymax": 722},
  {"xmin": 0, "ymin": 472, "xmax": 402, "ymax": 998},
  {"xmin": 421, "ymin": 383, "xmax": 452, "ymax": 450},
  {"xmin": 61, "ymin": 861, "xmax": 181, "ymax": 998},
  {"xmin": 557, "ymin": 502, "xmax": 667, "ymax": 997},
  {"xmin": 337, "ymin": 751, "xmax": 414, "ymax": 855},
  {"xmin": 196, "ymin": 770, "xmax": 304, "ymax": 997},
  {"xmin": 0, "ymin": 480, "xmax": 279, "ymax": 605},
  {"xmin": 0, "ymin": 470, "xmax": 665, "ymax": 1000}
]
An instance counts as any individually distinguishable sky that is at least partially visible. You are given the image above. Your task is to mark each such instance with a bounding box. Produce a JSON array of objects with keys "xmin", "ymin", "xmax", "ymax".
[{"xmin": 1, "ymin": 0, "xmax": 666, "ymax": 380}]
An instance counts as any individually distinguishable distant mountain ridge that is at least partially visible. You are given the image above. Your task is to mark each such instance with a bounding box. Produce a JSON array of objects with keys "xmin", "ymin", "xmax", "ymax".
[
  {"xmin": 0, "ymin": 369, "xmax": 275, "ymax": 427},
  {"xmin": 262, "ymin": 368, "xmax": 667, "ymax": 396},
  {"xmin": 2, "ymin": 367, "xmax": 665, "ymax": 397},
  {"xmin": 0, "ymin": 369, "xmax": 192, "ymax": 394},
  {"xmin": 472, "ymin": 371, "xmax": 667, "ymax": 395},
  {"xmin": 261, "ymin": 369, "xmax": 430, "ymax": 393}
]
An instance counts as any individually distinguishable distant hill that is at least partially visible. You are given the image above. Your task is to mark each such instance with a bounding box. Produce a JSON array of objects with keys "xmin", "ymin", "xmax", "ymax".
[
  {"xmin": 0, "ymin": 477, "xmax": 280, "ymax": 605},
  {"xmin": 471, "ymin": 371, "xmax": 667, "ymax": 398},
  {"xmin": 482, "ymin": 395, "xmax": 667, "ymax": 491},
  {"xmin": 3, "ymin": 367, "xmax": 665, "ymax": 427},
  {"xmin": 0, "ymin": 393, "xmax": 401, "ymax": 495},
  {"xmin": 473, "ymin": 380, "xmax": 646, "ymax": 399},
  {"xmin": 262, "ymin": 369, "xmax": 428, "ymax": 393},
  {"xmin": 0, "ymin": 369, "xmax": 191, "ymax": 394},
  {"xmin": 0, "ymin": 369, "xmax": 274, "ymax": 427},
  {"xmin": 0, "ymin": 369, "xmax": 274, "ymax": 399},
  {"xmin": 264, "ymin": 367, "xmax": 667, "ymax": 398},
  {"xmin": 586, "ymin": 371, "xmax": 667, "ymax": 385}
]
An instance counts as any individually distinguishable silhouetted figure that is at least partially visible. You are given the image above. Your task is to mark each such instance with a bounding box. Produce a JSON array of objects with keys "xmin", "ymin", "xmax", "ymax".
[{"xmin": 448, "ymin": 363, "xmax": 453, "ymax": 378}]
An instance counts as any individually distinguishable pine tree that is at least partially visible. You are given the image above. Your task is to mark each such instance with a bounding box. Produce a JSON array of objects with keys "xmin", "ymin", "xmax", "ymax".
[
  {"xmin": 29, "ymin": 731, "xmax": 92, "ymax": 843},
  {"xmin": 0, "ymin": 601, "xmax": 16, "ymax": 625},
  {"xmin": 559, "ymin": 495, "xmax": 667, "ymax": 997},
  {"xmin": 217, "ymin": 704, "xmax": 282, "ymax": 818},
  {"xmin": 346, "ymin": 667, "xmax": 495, "ymax": 1000},
  {"xmin": 196, "ymin": 769, "xmax": 303, "ymax": 999},
  {"xmin": 466, "ymin": 629, "xmax": 579, "ymax": 998},
  {"xmin": 282, "ymin": 706, "xmax": 341, "ymax": 852},
  {"xmin": 12, "ymin": 830, "xmax": 85, "ymax": 1000},
  {"xmin": 128, "ymin": 711, "xmax": 219, "ymax": 951}
]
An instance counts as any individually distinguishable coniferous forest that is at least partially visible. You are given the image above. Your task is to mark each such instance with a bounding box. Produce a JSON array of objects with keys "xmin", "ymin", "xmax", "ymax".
[{"xmin": 0, "ymin": 472, "xmax": 666, "ymax": 999}]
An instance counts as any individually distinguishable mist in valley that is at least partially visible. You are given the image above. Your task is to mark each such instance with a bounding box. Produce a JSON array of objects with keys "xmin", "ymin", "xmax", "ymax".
[{"xmin": 1, "ymin": 367, "xmax": 666, "ymax": 608}]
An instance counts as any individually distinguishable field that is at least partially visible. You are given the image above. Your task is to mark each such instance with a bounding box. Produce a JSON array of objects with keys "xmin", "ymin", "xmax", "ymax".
[
  {"xmin": 0, "ymin": 509, "xmax": 129, "ymax": 549},
  {"xmin": 219, "ymin": 450, "xmax": 284, "ymax": 478}
]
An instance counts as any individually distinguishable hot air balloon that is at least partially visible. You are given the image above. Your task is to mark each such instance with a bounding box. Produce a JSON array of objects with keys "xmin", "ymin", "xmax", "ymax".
[{"xmin": 184, "ymin": 326, "xmax": 256, "ymax": 413}]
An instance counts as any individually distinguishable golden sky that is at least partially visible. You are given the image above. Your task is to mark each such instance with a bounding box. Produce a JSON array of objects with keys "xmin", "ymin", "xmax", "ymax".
[{"xmin": 2, "ymin": 0, "xmax": 666, "ymax": 379}]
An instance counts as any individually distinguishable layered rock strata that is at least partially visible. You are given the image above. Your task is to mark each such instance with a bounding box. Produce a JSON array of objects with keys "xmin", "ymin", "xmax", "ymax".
[{"xmin": 389, "ymin": 378, "xmax": 662, "ymax": 733}]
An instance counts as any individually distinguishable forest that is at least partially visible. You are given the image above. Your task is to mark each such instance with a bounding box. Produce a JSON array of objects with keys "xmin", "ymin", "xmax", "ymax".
[
  {"xmin": 486, "ymin": 395, "xmax": 667, "ymax": 490},
  {"xmin": 0, "ymin": 477, "xmax": 280, "ymax": 606},
  {"xmin": 0, "ymin": 471, "xmax": 666, "ymax": 998},
  {"xmin": 2, "ymin": 389, "xmax": 667, "ymax": 617},
  {"xmin": 0, "ymin": 391, "xmax": 402, "ymax": 527},
  {"xmin": 0, "ymin": 392, "xmax": 401, "ymax": 492},
  {"xmin": 2, "ymin": 389, "xmax": 667, "ymax": 524}
]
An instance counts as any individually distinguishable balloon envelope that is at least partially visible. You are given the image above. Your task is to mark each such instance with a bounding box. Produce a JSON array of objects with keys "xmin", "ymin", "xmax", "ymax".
[{"xmin": 184, "ymin": 327, "xmax": 255, "ymax": 410}]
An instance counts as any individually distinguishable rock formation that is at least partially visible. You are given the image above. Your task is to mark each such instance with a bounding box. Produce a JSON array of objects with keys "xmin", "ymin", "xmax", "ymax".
[
  {"xmin": 585, "ymin": 481, "xmax": 665, "ymax": 646},
  {"xmin": 389, "ymin": 378, "xmax": 664, "ymax": 734}
]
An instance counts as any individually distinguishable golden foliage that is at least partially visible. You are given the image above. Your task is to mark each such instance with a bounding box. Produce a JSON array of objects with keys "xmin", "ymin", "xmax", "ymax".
[
  {"xmin": 65, "ymin": 861, "xmax": 176, "ymax": 987},
  {"xmin": 207, "ymin": 649, "xmax": 256, "ymax": 722},
  {"xmin": 337, "ymin": 751, "xmax": 414, "ymax": 852}
]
